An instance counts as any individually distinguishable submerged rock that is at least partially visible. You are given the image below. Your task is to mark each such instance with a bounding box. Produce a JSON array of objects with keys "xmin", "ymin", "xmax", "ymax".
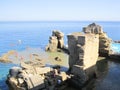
[{"xmin": 0, "ymin": 50, "xmax": 15, "ymax": 63}]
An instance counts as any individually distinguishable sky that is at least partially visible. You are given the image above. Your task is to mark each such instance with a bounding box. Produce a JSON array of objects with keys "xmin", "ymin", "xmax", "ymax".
[{"xmin": 0, "ymin": 0, "xmax": 120, "ymax": 21}]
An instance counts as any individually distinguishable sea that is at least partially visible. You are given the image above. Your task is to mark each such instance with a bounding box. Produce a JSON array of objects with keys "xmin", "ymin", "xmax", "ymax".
[{"xmin": 0, "ymin": 21, "xmax": 120, "ymax": 90}]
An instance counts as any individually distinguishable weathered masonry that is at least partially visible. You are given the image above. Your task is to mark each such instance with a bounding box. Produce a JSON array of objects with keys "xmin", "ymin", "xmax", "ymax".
[
  {"xmin": 67, "ymin": 32, "xmax": 99, "ymax": 86},
  {"xmin": 67, "ymin": 23, "xmax": 111, "ymax": 87}
]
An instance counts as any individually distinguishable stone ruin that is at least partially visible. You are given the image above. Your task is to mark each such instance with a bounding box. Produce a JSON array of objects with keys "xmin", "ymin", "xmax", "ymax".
[
  {"xmin": 6, "ymin": 23, "xmax": 112, "ymax": 90},
  {"xmin": 67, "ymin": 23, "xmax": 111, "ymax": 87},
  {"xmin": 83, "ymin": 23, "xmax": 111, "ymax": 56},
  {"xmin": 6, "ymin": 61, "xmax": 69, "ymax": 90},
  {"xmin": 67, "ymin": 32, "xmax": 99, "ymax": 86},
  {"xmin": 45, "ymin": 30, "xmax": 64, "ymax": 52}
]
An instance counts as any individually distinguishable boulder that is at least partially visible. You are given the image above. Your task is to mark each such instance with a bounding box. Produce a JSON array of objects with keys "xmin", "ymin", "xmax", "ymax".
[{"xmin": 9, "ymin": 67, "xmax": 22, "ymax": 77}]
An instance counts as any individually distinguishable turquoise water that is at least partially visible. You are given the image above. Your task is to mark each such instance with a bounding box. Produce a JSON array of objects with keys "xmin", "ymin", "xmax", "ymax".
[
  {"xmin": 0, "ymin": 63, "xmax": 17, "ymax": 90},
  {"xmin": 0, "ymin": 21, "xmax": 120, "ymax": 90},
  {"xmin": 111, "ymin": 43, "xmax": 120, "ymax": 54}
]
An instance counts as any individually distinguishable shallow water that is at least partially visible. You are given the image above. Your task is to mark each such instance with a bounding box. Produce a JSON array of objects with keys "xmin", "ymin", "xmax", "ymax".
[{"xmin": 0, "ymin": 63, "xmax": 17, "ymax": 90}]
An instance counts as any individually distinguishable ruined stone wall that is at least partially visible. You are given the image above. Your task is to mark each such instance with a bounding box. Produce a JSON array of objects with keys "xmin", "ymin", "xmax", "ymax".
[
  {"xmin": 82, "ymin": 34, "xmax": 99, "ymax": 70},
  {"xmin": 67, "ymin": 23, "xmax": 112, "ymax": 87},
  {"xmin": 67, "ymin": 32, "xmax": 99, "ymax": 85},
  {"xmin": 83, "ymin": 23, "xmax": 111, "ymax": 56},
  {"xmin": 67, "ymin": 33, "xmax": 80, "ymax": 69},
  {"xmin": 67, "ymin": 33, "xmax": 99, "ymax": 69}
]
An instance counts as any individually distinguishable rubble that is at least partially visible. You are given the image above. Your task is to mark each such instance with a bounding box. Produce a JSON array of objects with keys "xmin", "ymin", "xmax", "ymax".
[{"xmin": 6, "ymin": 61, "xmax": 69, "ymax": 90}]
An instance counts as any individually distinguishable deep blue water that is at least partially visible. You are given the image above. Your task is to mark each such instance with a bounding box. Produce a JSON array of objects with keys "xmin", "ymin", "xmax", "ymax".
[
  {"xmin": 0, "ymin": 21, "xmax": 120, "ymax": 90},
  {"xmin": 0, "ymin": 21, "xmax": 120, "ymax": 55}
]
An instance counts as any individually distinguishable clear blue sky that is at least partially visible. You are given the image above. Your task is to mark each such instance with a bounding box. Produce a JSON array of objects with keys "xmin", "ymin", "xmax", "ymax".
[{"xmin": 0, "ymin": 0, "xmax": 120, "ymax": 21}]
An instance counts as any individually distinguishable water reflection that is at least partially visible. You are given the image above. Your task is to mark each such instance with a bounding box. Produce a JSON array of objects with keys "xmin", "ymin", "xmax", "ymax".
[
  {"xmin": 95, "ymin": 59, "xmax": 120, "ymax": 90},
  {"xmin": 96, "ymin": 59, "xmax": 108, "ymax": 78}
]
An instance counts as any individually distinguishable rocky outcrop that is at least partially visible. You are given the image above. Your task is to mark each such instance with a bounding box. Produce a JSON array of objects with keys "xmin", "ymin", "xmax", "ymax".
[
  {"xmin": 45, "ymin": 30, "xmax": 64, "ymax": 52},
  {"xmin": 52, "ymin": 30, "xmax": 64, "ymax": 48},
  {"xmin": 83, "ymin": 23, "xmax": 103, "ymax": 34},
  {"xmin": 83, "ymin": 23, "xmax": 111, "ymax": 56},
  {"xmin": 0, "ymin": 50, "xmax": 15, "ymax": 63},
  {"xmin": 67, "ymin": 32, "xmax": 99, "ymax": 87},
  {"xmin": 99, "ymin": 33, "xmax": 111, "ymax": 56},
  {"xmin": 45, "ymin": 36, "xmax": 58, "ymax": 52}
]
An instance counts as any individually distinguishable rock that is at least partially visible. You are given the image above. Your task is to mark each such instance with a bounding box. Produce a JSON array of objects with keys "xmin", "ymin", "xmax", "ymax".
[
  {"xmin": 52, "ymin": 30, "xmax": 64, "ymax": 39},
  {"xmin": 52, "ymin": 30, "xmax": 64, "ymax": 48},
  {"xmin": 6, "ymin": 60, "xmax": 69, "ymax": 90},
  {"xmin": 83, "ymin": 23, "xmax": 103, "ymax": 34},
  {"xmin": 59, "ymin": 72, "xmax": 68, "ymax": 81},
  {"xmin": 83, "ymin": 23, "xmax": 111, "ymax": 56},
  {"xmin": 0, "ymin": 58, "xmax": 12, "ymax": 63},
  {"xmin": 26, "ymin": 75, "xmax": 45, "ymax": 90},
  {"xmin": 20, "ymin": 61, "xmax": 33, "ymax": 69},
  {"xmin": 45, "ymin": 30, "xmax": 64, "ymax": 52},
  {"xmin": 99, "ymin": 33, "xmax": 111, "ymax": 56},
  {"xmin": 9, "ymin": 67, "xmax": 22, "ymax": 77},
  {"xmin": 45, "ymin": 36, "xmax": 58, "ymax": 52},
  {"xmin": 0, "ymin": 50, "xmax": 15, "ymax": 63}
]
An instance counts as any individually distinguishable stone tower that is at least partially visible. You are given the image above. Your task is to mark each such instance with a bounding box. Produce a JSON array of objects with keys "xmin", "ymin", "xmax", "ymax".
[{"xmin": 67, "ymin": 32, "xmax": 99, "ymax": 86}]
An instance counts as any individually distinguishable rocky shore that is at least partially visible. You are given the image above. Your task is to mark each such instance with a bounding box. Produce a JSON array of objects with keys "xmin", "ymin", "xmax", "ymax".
[
  {"xmin": 0, "ymin": 50, "xmax": 15, "ymax": 63},
  {"xmin": 6, "ymin": 23, "xmax": 119, "ymax": 90}
]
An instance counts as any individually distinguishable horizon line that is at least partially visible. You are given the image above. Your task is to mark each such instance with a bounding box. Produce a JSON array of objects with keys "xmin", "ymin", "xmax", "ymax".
[{"xmin": 0, "ymin": 20, "xmax": 120, "ymax": 22}]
